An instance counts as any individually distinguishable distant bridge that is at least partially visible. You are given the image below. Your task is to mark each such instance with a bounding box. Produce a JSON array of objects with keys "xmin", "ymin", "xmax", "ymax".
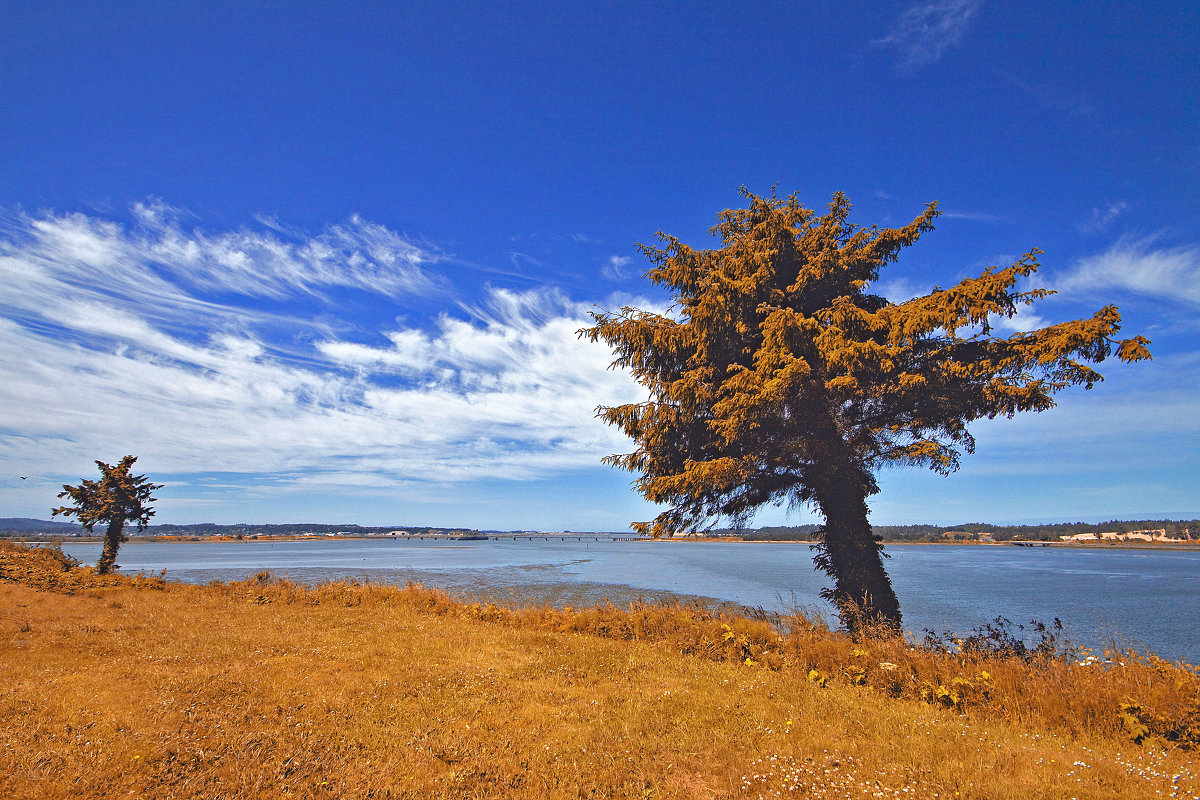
[
  {"xmin": 501, "ymin": 534, "xmax": 648, "ymax": 542},
  {"xmin": 386, "ymin": 533, "xmax": 648, "ymax": 542}
]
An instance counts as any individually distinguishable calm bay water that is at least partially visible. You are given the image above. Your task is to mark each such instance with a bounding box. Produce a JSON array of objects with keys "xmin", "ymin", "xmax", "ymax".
[{"xmin": 61, "ymin": 539, "xmax": 1199, "ymax": 663}]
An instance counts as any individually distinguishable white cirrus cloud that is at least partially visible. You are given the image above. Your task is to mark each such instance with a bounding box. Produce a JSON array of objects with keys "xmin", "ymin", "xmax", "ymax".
[
  {"xmin": 963, "ymin": 353, "xmax": 1200, "ymax": 470},
  {"xmin": 941, "ymin": 209, "xmax": 1000, "ymax": 223},
  {"xmin": 602, "ymin": 255, "xmax": 633, "ymax": 281},
  {"xmin": 0, "ymin": 199, "xmax": 446, "ymax": 327},
  {"xmin": 1055, "ymin": 234, "xmax": 1200, "ymax": 307},
  {"xmin": 988, "ymin": 303, "xmax": 1046, "ymax": 334},
  {"xmin": 870, "ymin": 276, "xmax": 923, "ymax": 304},
  {"xmin": 1076, "ymin": 201, "xmax": 1128, "ymax": 235},
  {"xmin": 0, "ymin": 203, "xmax": 647, "ymax": 499},
  {"xmin": 875, "ymin": 0, "xmax": 984, "ymax": 70}
]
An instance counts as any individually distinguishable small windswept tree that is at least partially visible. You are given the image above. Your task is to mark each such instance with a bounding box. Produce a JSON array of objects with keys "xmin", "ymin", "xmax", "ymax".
[
  {"xmin": 582, "ymin": 190, "xmax": 1151, "ymax": 634},
  {"xmin": 53, "ymin": 456, "xmax": 162, "ymax": 574}
]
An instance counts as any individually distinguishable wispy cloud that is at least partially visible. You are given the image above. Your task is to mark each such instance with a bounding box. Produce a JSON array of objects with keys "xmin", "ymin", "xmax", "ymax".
[
  {"xmin": 5, "ymin": 199, "xmax": 444, "ymax": 304},
  {"xmin": 0, "ymin": 204, "xmax": 645, "ymax": 500},
  {"xmin": 1076, "ymin": 201, "xmax": 1129, "ymax": 235},
  {"xmin": 991, "ymin": 68, "xmax": 1096, "ymax": 118},
  {"xmin": 1056, "ymin": 234, "xmax": 1200, "ymax": 307},
  {"xmin": 989, "ymin": 303, "xmax": 1046, "ymax": 334},
  {"xmin": 965, "ymin": 353, "xmax": 1200, "ymax": 469},
  {"xmin": 602, "ymin": 255, "xmax": 632, "ymax": 281},
  {"xmin": 506, "ymin": 251, "xmax": 543, "ymax": 271},
  {"xmin": 871, "ymin": 276, "xmax": 923, "ymax": 303},
  {"xmin": 875, "ymin": 0, "xmax": 984, "ymax": 70},
  {"xmin": 941, "ymin": 209, "xmax": 1001, "ymax": 223},
  {"xmin": 872, "ymin": 355, "xmax": 1200, "ymax": 522},
  {"xmin": 0, "ymin": 201, "xmax": 453, "ymax": 364}
]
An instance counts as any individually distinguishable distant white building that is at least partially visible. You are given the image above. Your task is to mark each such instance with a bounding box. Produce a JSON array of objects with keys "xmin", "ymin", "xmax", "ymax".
[{"xmin": 1060, "ymin": 529, "xmax": 1182, "ymax": 543}]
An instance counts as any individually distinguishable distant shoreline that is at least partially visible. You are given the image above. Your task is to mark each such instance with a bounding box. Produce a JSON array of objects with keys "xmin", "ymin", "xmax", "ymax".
[
  {"xmin": 24, "ymin": 534, "xmax": 1200, "ymax": 552},
  {"xmin": 660, "ymin": 538, "xmax": 1200, "ymax": 551}
]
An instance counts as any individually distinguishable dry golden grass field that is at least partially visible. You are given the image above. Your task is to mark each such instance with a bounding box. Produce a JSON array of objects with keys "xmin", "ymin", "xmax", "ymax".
[{"xmin": 1, "ymin": 542, "xmax": 1197, "ymax": 799}]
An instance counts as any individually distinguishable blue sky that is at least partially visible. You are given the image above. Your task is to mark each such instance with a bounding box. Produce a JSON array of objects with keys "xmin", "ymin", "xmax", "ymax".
[{"xmin": 1, "ymin": 1, "xmax": 1197, "ymax": 529}]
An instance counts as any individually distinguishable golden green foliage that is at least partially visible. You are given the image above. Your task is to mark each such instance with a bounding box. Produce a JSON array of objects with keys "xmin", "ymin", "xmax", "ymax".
[
  {"xmin": 53, "ymin": 455, "xmax": 162, "ymax": 574},
  {"xmin": 1, "ymin": 542, "xmax": 1197, "ymax": 800},
  {"xmin": 582, "ymin": 190, "xmax": 1151, "ymax": 632}
]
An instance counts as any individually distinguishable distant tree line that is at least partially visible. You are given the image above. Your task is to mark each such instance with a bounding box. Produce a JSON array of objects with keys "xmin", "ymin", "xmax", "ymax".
[
  {"xmin": 0, "ymin": 519, "xmax": 478, "ymax": 538},
  {"xmin": 720, "ymin": 520, "xmax": 1199, "ymax": 542},
  {"xmin": 146, "ymin": 523, "xmax": 481, "ymax": 538},
  {"xmin": 6, "ymin": 517, "xmax": 1196, "ymax": 542},
  {"xmin": 147, "ymin": 523, "xmax": 427, "ymax": 537}
]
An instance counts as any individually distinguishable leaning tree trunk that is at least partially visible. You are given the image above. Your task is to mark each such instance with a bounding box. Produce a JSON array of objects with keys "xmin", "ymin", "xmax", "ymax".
[
  {"xmin": 810, "ymin": 460, "xmax": 902, "ymax": 636},
  {"xmin": 96, "ymin": 518, "xmax": 126, "ymax": 575}
]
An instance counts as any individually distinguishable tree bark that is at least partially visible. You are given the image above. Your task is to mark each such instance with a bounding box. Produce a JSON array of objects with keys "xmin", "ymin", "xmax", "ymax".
[
  {"xmin": 811, "ymin": 461, "xmax": 902, "ymax": 636},
  {"xmin": 96, "ymin": 518, "xmax": 125, "ymax": 575}
]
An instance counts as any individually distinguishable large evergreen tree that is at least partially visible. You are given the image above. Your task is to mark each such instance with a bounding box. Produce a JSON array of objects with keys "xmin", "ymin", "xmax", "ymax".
[
  {"xmin": 54, "ymin": 456, "xmax": 162, "ymax": 574},
  {"xmin": 582, "ymin": 190, "xmax": 1151, "ymax": 633}
]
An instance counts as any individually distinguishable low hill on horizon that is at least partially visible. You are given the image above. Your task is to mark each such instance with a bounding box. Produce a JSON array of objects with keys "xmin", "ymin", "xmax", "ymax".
[{"xmin": 0, "ymin": 517, "xmax": 81, "ymax": 533}]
